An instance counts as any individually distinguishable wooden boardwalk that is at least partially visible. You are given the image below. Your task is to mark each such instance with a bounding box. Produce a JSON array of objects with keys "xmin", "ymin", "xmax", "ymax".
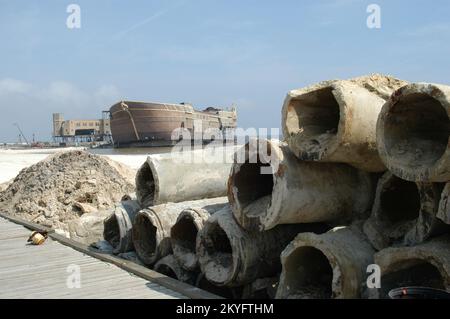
[{"xmin": 0, "ymin": 217, "xmax": 186, "ymax": 299}]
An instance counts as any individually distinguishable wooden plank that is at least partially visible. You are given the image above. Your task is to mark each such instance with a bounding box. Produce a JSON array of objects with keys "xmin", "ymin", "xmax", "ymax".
[{"xmin": 0, "ymin": 214, "xmax": 220, "ymax": 299}]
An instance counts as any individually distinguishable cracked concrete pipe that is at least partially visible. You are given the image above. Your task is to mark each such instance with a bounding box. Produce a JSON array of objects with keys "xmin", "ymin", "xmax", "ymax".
[
  {"xmin": 282, "ymin": 75, "xmax": 407, "ymax": 172},
  {"xmin": 195, "ymin": 273, "xmax": 242, "ymax": 299},
  {"xmin": 437, "ymin": 183, "xmax": 450, "ymax": 225},
  {"xmin": 197, "ymin": 205, "xmax": 328, "ymax": 287},
  {"xmin": 132, "ymin": 197, "xmax": 227, "ymax": 266},
  {"xmin": 171, "ymin": 200, "xmax": 228, "ymax": 271},
  {"xmin": 363, "ymin": 172, "xmax": 450, "ymax": 250},
  {"xmin": 276, "ymin": 225, "xmax": 375, "ymax": 299},
  {"xmin": 372, "ymin": 235, "xmax": 450, "ymax": 298},
  {"xmin": 136, "ymin": 146, "xmax": 236, "ymax": 207},
  {"xmin": 154, "ymin": 255, "xmax": 197, "ymax": 285},
  {"xmin": 228, "ymin": 139, "xmax": 374, "ymax": 231},
  {"xmin": 103, "ymin": 200, "xmax": 141, "ymax": 254},
  {"xmin": 377, "ymin": 83, "xmax": 450, "ymax": 182}
]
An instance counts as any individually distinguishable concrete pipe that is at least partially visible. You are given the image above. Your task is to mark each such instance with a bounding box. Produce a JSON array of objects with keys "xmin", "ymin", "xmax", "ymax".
[
  {"xmin": 276, "ymin": 225, "xmax": 374, "ymax": 299},
  {"xmin": 197, "ymin": 206, "xmax": 328, "ymax": 287},
  {"xmin": 377, "ymin": 83, "xmax": 450, "ymax": 182},
  {"xmin": 136, "ymin": 146, "xmax": 236, "ymax": 207},
  {"xmin": 195, "ymin": 273, "xmax": 242, "ymax": 299},
  {"xmin": 363, "ymin": 172, "xmax": 450, "ymax": 250},
  {"xmin": 154, "ymin": 255, "xmax": 197, "ymax": 286},
  {"xmin": 103, "ymin": 200, "xmax": 141, "ymax": 254},
  {"xmin": 437, "ymin": 183, "xmax": 450, "ymax": 225},
  {"xmin": 133, "ymin": 197, "xmax": 227, "ymax": 266},
  {"xmin": 282, "ymin": 75, "xmax": 407, "ymax": 172},
  {"xmin": 241, "ymin": 277, "xmax": 279, "ymax": 299},
  {"xmin": 228, "ymin": 139, "xmax": 374, "ymax": 231},
  {"xmin": 372, "ymin": 235, "xmax": 450, "ymax": 298},
  {"xmin": 171, "ymin": 201, "xmax": 228, "ymax": 271}
]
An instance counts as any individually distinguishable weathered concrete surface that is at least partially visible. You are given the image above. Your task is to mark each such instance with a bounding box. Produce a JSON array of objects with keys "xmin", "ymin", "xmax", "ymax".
[
  {"xmin": 241, "ymin": 276, "xmax": 279, "ymax": 299},
  {"xmin": 103, "ymin": 200, "xmax": 141, "ymax": 254},
  {"xmin": 132, "ymin": 197, "xmax": 227, "ymax": 266},
  {"xmin": 195, "ymin": 273, "xmax": 242, "ymax": 299},
  {"xmin": 437, "ymin": 183, "xmax": 450, "ymax": 225},
  {"xmin": 197, "ymin": 206, "xmax": 328, "ymax": 287},
  {"xmin": 282, "ymin": 75, "xmax": 407, "ymax": 172},
  {"xmin": 68, "ymin": 209, "xmax": 112, "ymax": 244},
  {"xmin": 228, "ymin": 139, "xmax": 374, "ymax": 231},
  {"xmin": 154, "ymin": 255, "xmax": 197, "ymax": 286},
  {"xmin": 136, "ymin": 147, "xmax": 236, "ymax": 207},
  {"xmin": 276, "ymin": 225, "xmax": 374, "ymax": 299},
  {"xmin": 171, "ymin": 200, "xmax": 228, "ymax": 271},
  {"xmin": 363, "ymin": 172, "xmax": 449, "ymax": 250},
  {"xmin": 372, "ymin": 235, "xmax": 450, "ymax": 299},
  {"xmin": 377, "ymin": 83, "xmax": 450, "ymax": 182}
]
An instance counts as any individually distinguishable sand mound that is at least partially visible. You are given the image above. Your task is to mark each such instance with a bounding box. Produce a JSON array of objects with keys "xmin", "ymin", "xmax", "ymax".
[{"xmin": 0, "ymin": 150, "xmax": 135, "ymax": 231}]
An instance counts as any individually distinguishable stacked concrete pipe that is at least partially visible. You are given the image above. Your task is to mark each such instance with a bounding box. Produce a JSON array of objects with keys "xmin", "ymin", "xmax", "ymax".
[
  {"xmin": 154, "ymin": 255, "xmax": 197, "ymax": 286},
  {"xmin": 171, "ymin": 202, "xmax": 228, "ymax": 271},
  {"xmin": 276, "ymin": 225, "xmax": 374, "ymax": 299},
  {"xmin": 437, "ymin": 183, "xmax": 450, "ymax": 225},
  {"xmin": 132, "ymin": 197, "xmax": 227, "ymax": 266},
  {"xmin": 136, "ymin": 146, "xmax": 236, "ymax": 207},
  {"xmin": 196, "ymin": 206, "xmax": 328, "ymax": 287},
  {"xmin": 363, "ymin": 172, "xmax": 450, "ymax": 250},
  {"xmin": 282, "ymin": 75, "xmax": 407, "ymax": 172},
  {"xmin": 195, "ymin": 273, "xmax": 242, "ymax": 299},
  {"xmin": 372, "ymin": 235, "xmax": 450, "ymax": 298},
  {"xmin": 228, "ymin": 138, "xmax": 374, "ymax": 231},
  {"xmin": 103, "ymin": 200, "xmax": 141, "ymax": 254},
  {"xmin": 377, "ymin": 83, "xmax": 450, "ymax": 182},
  {"xmin": 241, "ymin": 277, "xmax": 279, "ymax": 299}
]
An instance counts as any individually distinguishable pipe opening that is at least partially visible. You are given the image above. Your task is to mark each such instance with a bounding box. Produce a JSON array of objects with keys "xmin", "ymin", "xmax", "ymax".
[
  {"xmin": 384, "ymin": 93, "xmax": 449, "ymax": 168},
  {"xmin": 233, "ymin": 161, "xmax": 273, "ymax": 218},
  {"xmin": 171, "ymin": 215, "xmax": 198, "ymax": 255},
  {"xmin": 381, "ymin": 259, "xmax": 445, "ymax": 298},
  {"xmin": 136, "ymin": 162, "xmax": 155, "ymax": 206},
  {"xmin": 154, "ymin": 264, "xmax": 178, "ymax": 280},
  {"xmin": 287, "ymin": 87, "xmax": 340, "ymax": 145},
  {"xmin": 134, "ymin": 215, "xmax": 157, "ymax": 260},
  {"xmin": 284, "ymin": 246, "xmax": 333, "ymax": 299},
  {"xmin": 379, "ymin": 176, "xmax": 421, "ymax": 223},
  {"xmin": 103, "ymin": 214, "xmax": 120, "ymax": 248},
  {"xmin": 203, "ymin": 222, "xmax": 234, "ymax": 282}
]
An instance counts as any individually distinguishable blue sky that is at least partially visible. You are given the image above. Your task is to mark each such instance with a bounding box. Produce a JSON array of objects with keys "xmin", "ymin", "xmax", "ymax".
[{"xmin": 0, "ymin": 0, "xmax": 449, "ymax": 142}]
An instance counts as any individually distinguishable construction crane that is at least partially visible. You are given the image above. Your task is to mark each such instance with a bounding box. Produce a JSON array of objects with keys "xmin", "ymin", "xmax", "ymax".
[{"xmin": 13, "ymin": 123, "xmax": 30, "ymax": 145}]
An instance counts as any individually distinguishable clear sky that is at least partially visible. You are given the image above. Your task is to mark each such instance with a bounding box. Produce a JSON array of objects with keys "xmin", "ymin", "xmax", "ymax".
[{"xmin": 0, "ymin": 0, "xmax": 449, "ymax": 142}]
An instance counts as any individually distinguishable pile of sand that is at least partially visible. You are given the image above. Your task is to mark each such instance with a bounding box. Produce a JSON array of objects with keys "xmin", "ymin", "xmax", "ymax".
[{"xmin": 0, "ymin": 150, "xmax": 136, "ymax": 231}]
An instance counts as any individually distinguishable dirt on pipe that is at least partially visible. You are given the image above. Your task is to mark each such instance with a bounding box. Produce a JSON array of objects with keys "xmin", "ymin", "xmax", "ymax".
[
  {"xmin": 377, "ymin": 83, "xmax": 450, "ymax": 182},
  {"xmin": 135, "ymin": 147, "xmax": 236, "ymax": 207},
  {"xmin": 103, "ymin": 200, "xmax": 141, "ymax": 254},
  {"xmin": 154, "ymin": 255, "xmax": 197, "ymax": 285},
  {"xmin": 197, "ymin": 205, "xmax": 328, "ymax": 287},
  {"xmin": 282, "ymin": 74, "xmax": 407, "ymax": 172},
  {"xmin": 132, "ymin": 197, "xmax": 228, "ymax": 266},
  {"xmin": 228, "ymin": 139, "xmax": 375, "ymax": 231},
  {"xmin": 276, "ymin": 224, "xmax": 375, "ymax": 299},
  {"xmin": 170, "ymin": 200, "xmax": 228, "ymax": 271},
  {"xmin": 372, "ymin": 235, "xmax": 450, "ymax": 298},
  {"xmin": 363, "ymin": 172, "xmax": 449, "ymax": 250}
]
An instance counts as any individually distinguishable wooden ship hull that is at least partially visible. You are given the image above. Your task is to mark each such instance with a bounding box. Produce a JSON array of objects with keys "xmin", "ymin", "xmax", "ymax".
[{"xmin": 109, "ymin": 101, "xmax": 237, "ymax": 147}]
